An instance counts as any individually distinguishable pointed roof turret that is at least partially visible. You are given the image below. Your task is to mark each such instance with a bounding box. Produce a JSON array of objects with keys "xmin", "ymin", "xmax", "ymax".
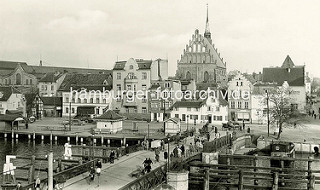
[
  {"xmin": 204, "ymin": 4, "xmax": 211, "ymax": 41},
  {"xmin": 281, "ymin": 55, "xmax": 295, "ymax": 68}
]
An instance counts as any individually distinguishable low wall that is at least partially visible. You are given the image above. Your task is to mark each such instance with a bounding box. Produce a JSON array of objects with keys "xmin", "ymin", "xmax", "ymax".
[{"xmin": 231, "ymin": 134, "xmax": 252, "ymax": 153}]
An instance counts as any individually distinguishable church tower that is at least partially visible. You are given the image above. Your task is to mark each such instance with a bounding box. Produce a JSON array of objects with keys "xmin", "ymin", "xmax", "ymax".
[
  {"xmin": 175, "ymin": 5, "xmax": 227, "ymax": 85},
  {"xmin": 204, "ymin": 4, "xmax": 212, "ymax": 44}
]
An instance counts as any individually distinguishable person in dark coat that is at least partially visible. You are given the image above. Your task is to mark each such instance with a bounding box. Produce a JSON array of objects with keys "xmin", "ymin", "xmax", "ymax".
[
  {"xmin": 116, "ymin": 147, "xmax": 121, "ymax": 160},
  {"xmin": 180, "ymin": 145, "xmax": 185, "ymax": 157},
  {"xmin": 89, "ymin": 166, "xmax": 95, "ymax": 184},
  {"xmin": 125, "ymin": 144, "xmax": 129, "ymax": 156},
  {"xmin": 110, "ymin": 150, "xmax": 115, "ymax": 163}
]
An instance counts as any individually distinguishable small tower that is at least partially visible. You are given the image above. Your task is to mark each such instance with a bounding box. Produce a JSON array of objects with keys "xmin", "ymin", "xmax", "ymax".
[{"xmin": 204, "ymin": 4, "xmax": 212, "ymax": 44}]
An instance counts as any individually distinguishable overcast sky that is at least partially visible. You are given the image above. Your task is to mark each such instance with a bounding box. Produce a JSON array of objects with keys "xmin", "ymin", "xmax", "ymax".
[{"xmin": 0, "ymin": 0, "xmax": 320, "ymax": 77}]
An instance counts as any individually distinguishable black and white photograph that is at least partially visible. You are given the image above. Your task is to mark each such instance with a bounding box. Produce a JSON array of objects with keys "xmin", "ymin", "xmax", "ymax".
[{"xmin": 0, "ymin": 0, "xmax": 320, "ymax": 189}]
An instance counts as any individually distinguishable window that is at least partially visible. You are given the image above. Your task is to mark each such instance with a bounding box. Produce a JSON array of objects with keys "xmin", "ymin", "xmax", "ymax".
[
  {"xmin": 78, "ymin": 98, "xmax": 81, "ymax": 103},
  {"xmin": 142, "ymin": 107, "xmax": 147, "ymax": 113},
  {"xmin": 194, "ymin": 108, "xmax": 199, "ymax": 111},
  {"xmin": 187, "ymin": 107, "xmax": 191, "ymax": 111},
  {"xmin": 127, "ymin": 72, "xmax": 135, "ymax": 79},
  {"xmin": 127, "ymin": 85, "xmax": 132, "ymax": 90},
  {"xmin": 142, "ymin": 72, "xmax": 147, "ymax": 80},
  {"xmin": 236, "ymin": 82, "xmax": 238, "ymax": 86},
  {"xmin": 71, "ymin": 108, "xmax": 75, "ymax": 113},
  {"xmin": 72, "ymin": 98, "xmax": 75, "ymax": 103},
  {"xmin": 96, "ymin": 98, "xmax": 100, "ymax": 104},
  {"xmin": 134, "ymin": 108, "xmax": 137, "ymax": 113},
  {"xmin": 245, "ymin": 102, "xmax": 249, "ymax": 109},
  {"xmin": 90, "ymin": 98, "xmax": 93, "ymax": 103},
  {"xmin": 142, "ymin": 84, "xmax": 147, "ymax": 91},
  {"xmin": 30, "ymin": 79, "xmax": 32, "ymax": 85},
  {"xmin": 207, "ymin": 106, "xmax": 211, "ymax": 111},
  {"xmin": 175, "ymin": 107, "xmax": 179, "ymax": 111},
  {"xmin": 241, "ymin": 82, "xmax": 243, "ymax": 86},
  {"xmin": 66, "ymin": 107, "xmax": 69, "ymax": 113},
  {"xmin": 51, "ymin": 85, "xmax": 54, "ymax": 91},
  {"xmin": 117, "ymin": 73, "xmax": 121, "ymax": 80},
  {"xmin": 84, "ymin": 99, "xmax": 87, "ymax": 103},
  {"xmin": 231, "ymin": 101, "xmax": 235, "ymax": 109},
  {"xmin": 103, "ymin": 99, "xmax": 106, "ymax": 104},
  {"xmin": 238, "ymin": 101, "xmax": 242, "ymax": 109},
  {"xmin": 116, "ymin": 96, "xmax": 121, "ymax": 102},
  {"xmin": 117, "ymin": 84, "xmax": 121, "ymax": 91},
  {"xmin": 216, "ymin": 107, "xmax": 220, "ymax": 112},
  {"xmin": 26, "ymin": 79, "xmax": 29, "ymax": 85},
  {"xmin": 129, "ymin": 65, "xmax": 133, "ymax": 70},
  {"xmin": 16, "ymin": 73, "xmax": 21, "ymax": 85},
  {"xmin": 164, "ymin": 82, "xmax": 170, "ymax": 88},
  {"xmin": 96, "ymin": 108, "xmax": 100, "ymax": 115},
  {"xmin": 142, "ymin": 96, "xmax": 147, "ymax": 103},
  {"xmin": 126, "ymin": 108, "xmax": 129, "ymax": 113},
  {"xmin": 175, "ymin": 114, "xmax": 179, "ymax": 118}
]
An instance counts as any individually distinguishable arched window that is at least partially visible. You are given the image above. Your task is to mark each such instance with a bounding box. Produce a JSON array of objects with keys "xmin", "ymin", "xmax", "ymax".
[
  {"xmin": 90, "ymin": 98, "xmax": 93, "ymax": 103},
  {"xmin": 204, "ymin": 71, "xmax": 209, "ymax": 83},
  {"xmin": 96, "ymin": 98, "xmax": 100, "ymax": 104},
  {"xmin": 129, "ymin": 65, "xmax": 133, "ymax": 70},
  {"xmin": 66, "ymin": 107, "xmax": 69, "ymax": 113},
  {"xmin": 84, "ymin": 99, "xmax": 87, "ymax": 103},
  {"xmin": 186, "ymin": 71, "xmax": 192, "ymax": 80},
  {"xmin": 16, "ymin": 73, "xmax": 21, "ymax": 85},
  {"xmin": 78, "ymin": 98, "xmax": 81, "ymax": 103},
  {"xmin": 26, "ymin": 79, "xmax": 29, "ymax": 85}
]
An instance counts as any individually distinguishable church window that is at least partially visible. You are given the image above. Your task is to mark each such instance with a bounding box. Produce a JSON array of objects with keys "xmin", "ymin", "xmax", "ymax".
[
  {"xmin": 186, "ymin": 71, "xmax": 192, "ymax": 80},
  {"xmin": 16, "ymin": 73, "xmax": 21, "ymax": 85},
  {"xmin": 204, "ymin": 71, "xmax": 209, "ymax": 83}
]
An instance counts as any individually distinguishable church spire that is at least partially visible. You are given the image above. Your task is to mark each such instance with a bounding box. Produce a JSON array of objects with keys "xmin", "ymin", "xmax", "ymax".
[{"xmin": 204, "ymin": 4, "xmax": 212, "ymax": 42}]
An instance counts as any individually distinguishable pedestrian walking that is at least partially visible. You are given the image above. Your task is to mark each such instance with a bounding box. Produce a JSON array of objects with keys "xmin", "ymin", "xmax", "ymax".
[
  {"xmin": 143, "ymin": 158, "xmax": 148, "ymax": 172},
  {"xmin": 146, "ymin": 158, "xmax": 153, "ymax": 173},
  {"xmin": 89, "ymin": 166, "xmax": 95, "ymax": 185},
  {"xmin": 96, "ymin": 160, "xmax": 102, "ymax": 186},
  {"xmin": 110, "ymin": 150, "xmax": 115, "ymax": 163},
  {"xmin": 116, "ymin": 147, "xmax": 121, "ymax": 160},
  {"xmin": 125, "ymin": 144, "xmax": 129, "ymax": 156},
  {"xmin": 180, "ymin": 145, "xmax": 185, "ymax": 157}
]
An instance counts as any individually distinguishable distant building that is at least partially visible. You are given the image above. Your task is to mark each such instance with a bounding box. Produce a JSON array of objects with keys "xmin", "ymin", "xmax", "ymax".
[
  {"xmin": 41, "ymin": 97, "xmax": 63, "ymax": 117},
  {"xmin": 38, "ymin": 72, "xmax": 67, "ymax": 97},
  {"xmin": 149, "ymin": 79, "xmax": 182, "ymax": 122},
  {"xmin": 176, "ymin": 7, "xmax": 227, "ymax": 85},
  {"xmin": 59, "ymin": 73, "xmax": 113, "ymax": 117},
  {"xmin": 262, "ymin": 55, "xmax": 306, "ymax": 112},
  {"xmin": 25, "ymin": 93, "xmax": 43, "ymax": 119},
  {"xmin": 0, "ymin": 62, "xmax": 37, "ymax": 87},
  {"xmin": 169, "ymin": 89, "xmax": 228, "ymax": 125},
  {"xmin": 0, "ymin": 86, "xmax": 26, "ymax": 116},
  {"xmin": 94, "ymin": 109, "xmax": 125, "ymax": 134},
  {"xmin": 112, "ymin": 58, "xmax": 168, "ymax": 118},
  {"xmin": 228, "ymin": 72, "xmax": 253, "ymax": 122}
]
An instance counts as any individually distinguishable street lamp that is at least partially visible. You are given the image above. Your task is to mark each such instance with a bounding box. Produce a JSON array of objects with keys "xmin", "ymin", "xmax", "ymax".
[
  {"xmin": 186, "ymin": 115, "xmax": 189, "ymax": 132},
  {"xmin": 163, "ymin": 99, "xmax": 166, "ymax": 135},
  {"xmin": 265, "ymin": 90, "xmax": 270, "ymax": 137}
]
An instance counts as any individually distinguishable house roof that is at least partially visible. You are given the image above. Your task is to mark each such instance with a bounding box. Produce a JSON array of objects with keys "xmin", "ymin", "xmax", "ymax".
[
  {"xmin": 24, "ymin": 93, "xmax": 38, "ymax": 106},
  {"xmin": 58, "ymin": 73, "xmax": 112, "ymax": 92},
  {"xmin": 171, "ymin": 101, "xmax": 203, "ymax": 108},
  {"xmin": 41, "ymin": 97, "xmax": 62, "ymax": 106},
  {"xmin": 0, "ymin": 114, "xmax": 23, "ymax": 122},
  {"xmin": 113, "ymin": 59, "xmax": 152, "ymax": 70},
  {"xmin": 281, "ymin": 55, "xmax": 295, "ymax": 68},
  {"xmin": 262, "ymin": 67, "xmax": 305, "ymax": 86},
  {"xmin": 164, "ymin": 117, "xmax": 180, "ymax": 123},
  {"xmin": 39, "ymin": 73, "xmax": 64, "ymax": 82},
  {"xmin": 95, "ymin": 109, "xmax": 124, "ymax": 121},
  {"xmin": 196, "ymin": 82, "xmax": 217, "ymax": 91},
  {"xmin": 0, "ymin": 87, "xmax": 21, "ymax": 101}
]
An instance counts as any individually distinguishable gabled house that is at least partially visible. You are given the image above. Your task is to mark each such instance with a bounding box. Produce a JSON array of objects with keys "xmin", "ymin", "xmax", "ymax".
[
  {"xmin": 0, "ymin": 87, "xmax": 26, "ymax": 116},
  {"xmin": 25, "ymin": 93, "xmax": 43, "ymax": 119},
  {"xmin": 38, "ymin": 72, "xmax": 67, "ymax": 97}
]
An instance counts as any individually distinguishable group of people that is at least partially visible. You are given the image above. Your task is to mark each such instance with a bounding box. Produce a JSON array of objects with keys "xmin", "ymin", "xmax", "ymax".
[
  {"xmin": 309, "ymin": 110, "xmax": 320, "ymax": 119},
  {"xmin": 89, "ymin": 160, "xmax": 103, "ymax": 186},
  {"xmin": 142, "ymin": 158, "xmax": 153, "ymax": 173}
]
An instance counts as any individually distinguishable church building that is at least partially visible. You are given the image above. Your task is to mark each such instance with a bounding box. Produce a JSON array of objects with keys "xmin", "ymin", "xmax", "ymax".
[{"xmin": 176, "ymin": 6, "xmax": 227, "ymax": 85}]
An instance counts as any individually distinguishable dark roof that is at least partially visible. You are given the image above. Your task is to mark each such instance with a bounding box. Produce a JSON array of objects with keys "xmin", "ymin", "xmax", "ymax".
[
  {"xmin": 59, "ymin": 73, "xmax": 112, "ymax": 92},
  {"xmin": 41, "ymin": 97, "xmax": 62, "ymax": 106},
  {"xmin": 262, "ymin": 66, "xmax": 305, "ymax": 86},
  {"xmin": 0, "ymin": 114, "xmax": 23, "ymax": 122},
  {"xmin": 196, "ymin": 82, "xmax": 217, "ymax": 91},
  {"xmin": 171, "ymin": 101, "xmax": 203, "ymax": 108},
  {"xmin": 24, "ymin": 93, "xmax": 38, "ymax": 106},
  {"xmin": 149, "ymin": 84, "xmax": 160, "ymax": 90},
  {"xmin": 0, "ymin": 87, "xmax": 20, "ymax": 101},
  {"xmin": 281, "ymin": 55, "xmax": 295, "ymax": 68},
  {"xmin": 39, "ymin": 73, "xmax": 64, "ymax": 82},
  {"xmin": 95, "ymin": 110, "xmax": 124, "ymax": 121},
  {"xmin": 113, "ymin": 59, "xmax": 152, "ymax": 70}
]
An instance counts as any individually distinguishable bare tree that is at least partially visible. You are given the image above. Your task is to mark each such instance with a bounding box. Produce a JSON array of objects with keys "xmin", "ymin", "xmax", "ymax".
[{"xmin": 266, "ymin": 86, "xmax": 293, "ymax": 139}]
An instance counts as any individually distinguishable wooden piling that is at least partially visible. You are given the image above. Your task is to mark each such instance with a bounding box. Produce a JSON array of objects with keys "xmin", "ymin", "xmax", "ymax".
[
  {"xmin": 203, "ymin": 169, "xmax": 210, "ymax": 190},
  {"xmin": 15, "ymin": 134, "xmax": 18, "ymax": 139},
  {"xmin": 272, "ymin": 172, "xmax": 279, "ymax": 190},
  {"xmin": 76, "ymin": 135, "xmax": 79, "ymax": 144},
  {"xmin": 33, "ymin": 132, "xmax": 36, "ymax": 140},
  {"xmin": 28, "ymin": 155, "xmax": 36, "ymax": 184},
  {"xmin": 55, "ymin": 136, "xmax": 58, "ymax": 141},
  {"xmin": 67, "ymin": 136, "xmax": 70, "ymax": 142},
  {"xmin": 238, "ymin": 170, "xmax": 244, "ymax": 190},
  {"xmin": 41, "ymin": 135, "xmax": 44, "ymax": 141},
  {"xmin": 4, "ymin": 133, "xmax": 7, "ymax": 138},
  {"xmin": 107, "ymin": 139, "xmax": 110, "ymax": 147},
  {"xmin": 101, "ymin": 136, "xmax": 104, "ymax": 145}
]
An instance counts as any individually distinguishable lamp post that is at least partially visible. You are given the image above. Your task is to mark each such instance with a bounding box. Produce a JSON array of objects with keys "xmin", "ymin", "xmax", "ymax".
[
  {"xmin": 265, "ymin": 90, "xmax": 270, "ymax": 137},
  {"xmin": 163, "ymin": 99, "xmax": 166, "ymax": 135},
  {"xmin": 147, "ymin": 120, "xmax": 150, "ymax": 150},
  {"xmin": 186, "ymin": 115, "xmax": 189, "ymax": 132}
]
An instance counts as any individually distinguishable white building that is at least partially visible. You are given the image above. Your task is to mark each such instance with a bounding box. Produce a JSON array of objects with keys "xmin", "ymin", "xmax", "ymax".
[
  {"xmin": 228, "ymin": 72, "xmax": 253, "ymax": 122},
  {"xmin": 38, "ymin": 72, "xmax": 66, "ymax": 97},
  {"xmin": 169, "ymin": 90, "xmax": 228, "ymax": 125},
  {"xmin": 94, "ymin": 109, "xmax": 124, "ymax": 134},
  {"xmin": 0, "ymin": 87, "xmax": 26, "ymax": 116}
]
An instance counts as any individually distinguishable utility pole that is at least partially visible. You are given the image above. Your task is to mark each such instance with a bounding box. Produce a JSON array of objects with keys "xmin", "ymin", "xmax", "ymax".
[
  {"xmin": 163, "ymin": 99, "xmax": 166, "ymax": 135},
  {"xmin": 147, "ymin": 121, "xmax": 150, "ymax": 150},
  {"xmin": 266, "ymin": 90, "xmax": 270, "ymax": 137},
  {"xmin": 69, "ymin": 102, "xmax": 72, "ymax": 131}
]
